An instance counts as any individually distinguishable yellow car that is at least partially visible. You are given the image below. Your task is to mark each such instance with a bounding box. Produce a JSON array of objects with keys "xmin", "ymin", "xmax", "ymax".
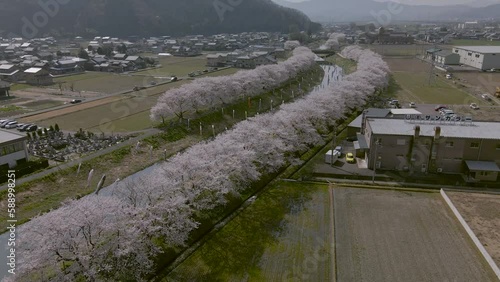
[{"xmin": 346, "ymin": 153, "xmax": 356, "ymax": 164}]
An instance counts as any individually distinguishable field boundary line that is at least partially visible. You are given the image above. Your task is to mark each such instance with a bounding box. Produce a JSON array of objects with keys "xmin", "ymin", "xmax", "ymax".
[{"xmin": 440, "ymin": 189, "xmax": 500, "ymax": 280}]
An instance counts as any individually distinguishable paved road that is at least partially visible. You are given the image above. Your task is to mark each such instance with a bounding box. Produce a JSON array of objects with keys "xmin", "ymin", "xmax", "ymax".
[{"xmin": 0, "ymin": 128, "xmax": 160, "ymax": 191}]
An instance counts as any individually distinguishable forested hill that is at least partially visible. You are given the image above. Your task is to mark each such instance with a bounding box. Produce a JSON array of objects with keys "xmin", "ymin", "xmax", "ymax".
[{"xmin": 0, "ymin": 0, "xmax": 320, "ymax": 38}]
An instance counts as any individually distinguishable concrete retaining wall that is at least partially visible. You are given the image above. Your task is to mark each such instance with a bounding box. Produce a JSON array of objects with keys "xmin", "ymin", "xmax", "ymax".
[{"xmin": 440, "ymin": 189, "xmax": 500, "ymax": 280}]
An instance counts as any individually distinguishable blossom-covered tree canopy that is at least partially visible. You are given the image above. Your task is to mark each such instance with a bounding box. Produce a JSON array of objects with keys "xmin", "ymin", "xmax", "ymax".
[{"xmin": 16, "ymin": 46, "xmax": 389, "ymax": 281}]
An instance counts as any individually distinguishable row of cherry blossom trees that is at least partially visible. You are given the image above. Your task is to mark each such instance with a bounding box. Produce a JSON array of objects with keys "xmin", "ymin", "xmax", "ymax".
[
  {"xmin": 150, "ymin": 46, "xmax": 316, "ymax": 122},
  {"xmin": 321, "ymin": 32, "xmax": 346, "ymax": 50},
  {"xmin": 284, "ymin": 40, "xmax": 301, "ymax": 50},
  {"xmin": 15, "ymin": 46, "xmax": 389, "ymax": 281}
]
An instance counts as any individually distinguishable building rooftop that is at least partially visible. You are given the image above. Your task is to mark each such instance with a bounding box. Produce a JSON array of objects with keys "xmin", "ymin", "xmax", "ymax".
[
  {"xmin": 390, "ymin": 109, "xmax": 422, "ymax": 115},
  {"xmin": 367, "ymin": 118, "xmax": 500, "ymax": 140},
  {"xmin": 0, "ymin": 129, "xmax": 27, "ymax": 144},
  {"xmin": 24, "ymin": 67, "xmax": 42, "ymax": 74},
  {"xmin": 454, "ymin": 46, "xmax": 500, "ymax": 54}
]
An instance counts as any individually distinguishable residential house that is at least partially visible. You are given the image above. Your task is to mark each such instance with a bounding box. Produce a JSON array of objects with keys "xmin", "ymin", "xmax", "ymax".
[
  {"xmin": 23, "ymin": 67, "xmax": 53, "ymax": 85},
  {"xmin": 50, "ymin": 59, "xmax": 81, "ymax": 75},
  {"xmin": 0, "ymin": 64, "xmax": 20, "ymax": 82},
  {"xmin": 206, "ymin": 53, "xmax": 228, "ymax": 67},
  {"xmin": 434, "ymin": 51, "xmax": 460, "ymax": 65},
  {"xmin": 125, "ymin": 56, "xmax": 146, "ymax": 69}
]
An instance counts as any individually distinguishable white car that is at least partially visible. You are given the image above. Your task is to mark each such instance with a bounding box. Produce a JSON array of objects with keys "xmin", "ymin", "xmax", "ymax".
[
  {"xmin": 481, "ymin": 94, "xmax": 491, "ymax": 101},
  {"xmin": 470, "ymin": 103, "xmax": 479, "ymax": 110},
  {"xmin": 4, "ymin": 121, "xmax": 18, "ymax": 129},
  {"xmin": 446, "ymin": 74, "xmax": 452, "ymax": 79},
  {"xmin": 409, "ymin": 102, "xmax": 416, "ymax": 108}
]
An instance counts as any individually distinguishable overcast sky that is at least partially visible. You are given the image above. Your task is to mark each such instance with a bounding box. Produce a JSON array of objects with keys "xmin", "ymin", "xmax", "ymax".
[{"xmin": 282, "ymin": 0, "xmax": 500, "ymax": 7}]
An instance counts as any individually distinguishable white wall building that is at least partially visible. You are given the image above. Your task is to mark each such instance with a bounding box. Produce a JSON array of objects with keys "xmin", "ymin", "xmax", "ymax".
[
  {"xmin": 453, "ymin": 46, "xmax": 500, "ymax": 70},
  {"xmin": 0, "ymin": 129, "xmax": 29, "ymax": 169}
]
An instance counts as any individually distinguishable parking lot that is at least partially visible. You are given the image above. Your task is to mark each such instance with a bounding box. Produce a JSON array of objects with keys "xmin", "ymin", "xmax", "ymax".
[{"xmin": 0, "ymin": 119, "xmax": 39, "ymax": 133}]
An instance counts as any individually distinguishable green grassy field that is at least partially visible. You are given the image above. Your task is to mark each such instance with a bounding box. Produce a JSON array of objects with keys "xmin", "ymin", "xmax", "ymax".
[
  {"xmin": 364, "ymin": 44, "xmax": 428, "ymax": 57},
  {"xmin": 52, "ymin": 72, "xmax": 169, "ymax": 94},
  {"xmin": 164, "ymin": 182, "xmax": 333, "ymax": 281},
  {"xmin": 392, "ymin": 72, "xmax": 484, "ymax": 105},
  {"xmin": 134, "ymin": 56, "xmax": 210, "ymax": 77},
  {"xmin": 451, "ymin": 39, "xmax": 500, "ymax": 46}
]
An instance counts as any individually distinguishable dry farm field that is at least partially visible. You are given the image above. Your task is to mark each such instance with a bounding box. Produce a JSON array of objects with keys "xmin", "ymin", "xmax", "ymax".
[
  {"xmin": 334, "ymin": 187, "xmax": 497, "ymax": 282},
  {"xmin": 447, "ymin": 192, "xmax": 500, "ymax": 266}
]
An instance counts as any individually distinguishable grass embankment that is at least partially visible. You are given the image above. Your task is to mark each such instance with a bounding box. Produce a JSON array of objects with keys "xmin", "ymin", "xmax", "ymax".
[
  {"xmin": 392, "ymin": 72, "xmax": 484, "ymax": 105},
  {"xmin": 326, "ymin": 54, "xmax": 357, "ymax": 74},
  {"xmin": 0, "ymin": 66, "xmax": 325, "ymax": 233}
]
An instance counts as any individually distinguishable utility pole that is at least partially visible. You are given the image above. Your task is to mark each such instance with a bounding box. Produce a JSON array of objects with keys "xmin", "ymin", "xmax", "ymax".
[
  {"xmin": 372, "ymin": 140, "xmax": 380, "ymax": 183},
  {"xmin": 331, "ymin": 124, "xmax": 337, "ymax": 166},
  {"xmin": 428, "ymin": 44, "xmax": 437, "ymax": 85}
]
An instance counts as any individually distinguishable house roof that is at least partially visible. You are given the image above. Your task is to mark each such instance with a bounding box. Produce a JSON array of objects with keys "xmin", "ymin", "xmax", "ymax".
[
  {"xmin": 58, "ymin": 60, "xmax": 76, "ymax": 65},
  {"xmin": 125, "ymin": 56, "xmax": 140, "ymax": 61},
  {"xmin": 0, "ymin": 64, "xmax": 15, "ymax": 70},
  {"xmin": 454, "ymin": 46, "xmax": 500, "ymax": 54},
  {"xmin": 24, "ymin": 67, "xmax": 43, "ymax": 74},
  {"xmin": 465, "ymin": 161, "xmax": 500, "ymax": 172}
]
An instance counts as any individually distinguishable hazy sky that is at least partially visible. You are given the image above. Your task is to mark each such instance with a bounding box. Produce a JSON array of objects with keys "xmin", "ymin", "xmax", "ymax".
[{"xmin": 282, "ymin": 0, "xmax": 500, "ymax": 6}]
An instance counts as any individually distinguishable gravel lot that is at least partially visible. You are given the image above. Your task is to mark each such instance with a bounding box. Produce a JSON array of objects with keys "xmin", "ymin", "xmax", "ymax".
[
  {"xmin": 448, "ymin": 191, "xmax": 500, "ymax": 266},
  {"xmin": 334, "ymin": 187, "xmax": 497, "ymax": 282}
]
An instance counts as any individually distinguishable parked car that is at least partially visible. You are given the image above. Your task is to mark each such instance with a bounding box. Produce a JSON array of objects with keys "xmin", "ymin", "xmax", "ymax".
[
  {"xmin": 26, "ymin": 125, "xmax": 38, "ymax": 132},
  {"xmin": 441, "ymin": 109, "xmax": 454, "ymax": 116},
  {"xmin": 16, "ymin": 123, "xmax": 26, "ymax": 130},
  {"xmin": 346, "ymin": 153, "xmax": 356, "ymax": 164},
  {"xmin": 333, "ymin": 146, "xmax": 343, "ymax": 157},
  {"xmin": 446, "ymin": 74, "xmax": 452, "ymax": 79},
  {"xmin": 409, "ymin": 102, "xmax": 416, "ymax": 108},
  {"xmin": 19, "ymin": 124, "xmax": 32, "ymax": 132},
  {"xmin": 0, "ymin": 120, "xmax": 13, "ymax": 128},
  {"xmin": 435, "ymin": 105, "xmax": 447, "ymax": 111},
  {"xmin": 388, "ymin": 99, "xmax": 399, "ymax": 105},
  {"xmin": 70, "ymin": 99, "xmax": 82, "ymax": 104},
  {"xmin": 171, "ymin": 76, "xmax": 178, "ymax": 82},
  {"xmin": 4, "ymin": 121, "xmax": 18, "ymax": 129},
  {"xmin": 481, "ymin": 94, "xmax": 491, "ymax": 101},
  {"xmin": 470, "ymin": 103, "xmax": 479, "ymax": 110}
]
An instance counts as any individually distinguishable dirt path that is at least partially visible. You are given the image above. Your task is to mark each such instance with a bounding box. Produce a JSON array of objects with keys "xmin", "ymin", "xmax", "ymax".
[{"xmin": 20, "ymin": 95, "xmax": 125, "ymax": 123}]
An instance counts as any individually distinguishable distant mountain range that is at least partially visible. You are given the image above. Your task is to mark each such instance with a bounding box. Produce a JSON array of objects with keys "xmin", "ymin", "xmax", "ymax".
[
  {"xmin": 0, "ymin": 0, "xmax": 320, "ymax": 38},
  {"xmin": 273, "ymin": 0, "xmax": 500, "ymax": 22}
]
